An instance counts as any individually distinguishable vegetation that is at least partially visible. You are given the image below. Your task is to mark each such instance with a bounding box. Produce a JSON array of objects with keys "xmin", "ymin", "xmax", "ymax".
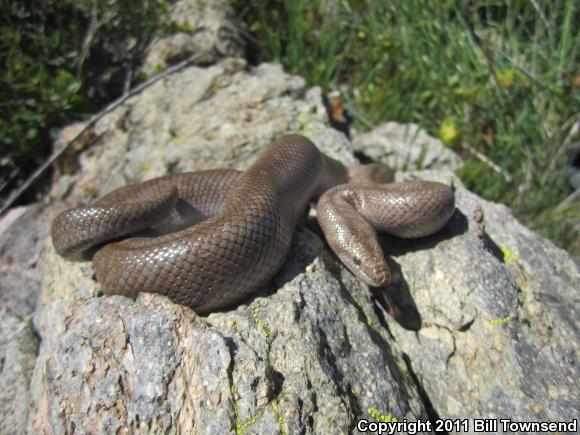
[
  {"xmin": 0, "ymin": 0, "xmax": 167, "ymax": 192},
  {"xmin": 236, "ymin": 0, "xmax": 580, "ymax": 254}
]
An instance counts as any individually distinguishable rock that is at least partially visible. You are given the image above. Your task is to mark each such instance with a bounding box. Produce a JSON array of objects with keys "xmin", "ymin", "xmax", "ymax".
[
  {"xmin": 33, "ymin": 57, "xmax": 433, "ymax": 433},
  {"xmin": 384, "ymin": 174, "xmax": 579, "ymax": 426},
  {"xmin": 352, "ymin": 122, "xmax": 463, "ymax": 171},
  {"xmin": 31, "ymin": 230, "xmax": 430, "ymax": 433},
  {"xmin": 32, "ymin": 162, "xmax": 580, "ymax": 433},
  {"xmin": 0, "ymin": 307, "xmax": 38, "ymax": 434},
  {"xmin": 0, "ymin": 203, "xmax": 60, "ymax": 434},
  {"xmin": 0, "ymin": 203, "xmax": 59, "ymax": 318},
  {"xmin": 50, "ymin": 58, "xmax": 355, "ymax": 204},
  {"xmin": 141, "ymin": 0, "xmax": 247, "ymax": 77}
]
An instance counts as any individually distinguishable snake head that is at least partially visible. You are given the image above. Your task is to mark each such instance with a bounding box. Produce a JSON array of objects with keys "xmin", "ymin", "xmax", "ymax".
[
  {"xmin": 317, "ymin": 184, "xmax": 392, "ymax": 288},
  {"xmin": 345, "ymin": 250, "xmax": 391, "ymax": 288}
]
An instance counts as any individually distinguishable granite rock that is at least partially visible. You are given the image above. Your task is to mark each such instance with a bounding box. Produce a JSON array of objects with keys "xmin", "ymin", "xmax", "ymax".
[
  {"xmin": 352, "ymin": 122, "xmax": 463, "ymax": 171},
  {"xmin": 385, "ymin": 172, "xmax": 579, "ymax": 427},
  {"xmin": 141, "ymin": 0, "xmax": 247, "ymax": 76},
  {"xmin": 0, "ymin": 307, "xmax": 38, "ymax": 434},
  {"xmin": 0, "ymin": 204, "xmax": 59, "ymax": 318}
]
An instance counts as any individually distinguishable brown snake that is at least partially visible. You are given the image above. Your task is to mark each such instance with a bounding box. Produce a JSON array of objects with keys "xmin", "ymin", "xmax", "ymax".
[{"xmin": 51, "ymin": 134, "xmax": 455, "ymax": 313}]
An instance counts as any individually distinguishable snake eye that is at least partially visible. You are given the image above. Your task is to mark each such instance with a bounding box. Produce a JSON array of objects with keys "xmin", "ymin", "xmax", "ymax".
[{"xmin": 352, "ymin": 255, "xmax": 361, "ymax": 266}]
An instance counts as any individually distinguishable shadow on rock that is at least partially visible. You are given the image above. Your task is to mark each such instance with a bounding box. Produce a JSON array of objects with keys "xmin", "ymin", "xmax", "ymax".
[
  {"xmin": 304, "ymin": 211, "xmax": 468, "ymax": 331},
  {"xmin": 370, "ymin": 209, "xmax": 468, "ymax": 330},
  {"xmin": 371, "ymin": 259, "xmax": 422, "ymax": 331},
  {"xmin": 479, "ymin": 230, "xmax": 505, "ymax": 263}
]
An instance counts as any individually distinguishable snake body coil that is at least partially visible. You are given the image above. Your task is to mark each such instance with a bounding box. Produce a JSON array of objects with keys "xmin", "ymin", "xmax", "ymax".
[{"xmin": 52, "ymin": 134, "xmax": 455, "ymax": 313}]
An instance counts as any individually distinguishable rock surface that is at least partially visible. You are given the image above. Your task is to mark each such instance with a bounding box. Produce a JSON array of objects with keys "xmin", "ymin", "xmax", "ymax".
[
  {"xmin": 31, "ymin": 229, "xmax": 431, "ymax": 433},
  {"xmin": 385, "ymin": 173, "xmax": 579, "ymax": 426},
  {"xmin": 31, "ymin": 56, "xmax": 431, "ymax": 433},
  {"xmin": 0, "ymin": 306, "xmax": 38, "ymax": 435},
  {"xmin": 50, "ymin": 58, "xmax": 355, "ymax": 204},
  {"xmin": 0, "ymin": 1, "xmax": 578, "ymax": 432},
  {"xmin": 352, "ymin": 122, "xmax": 463, "ymax": 171},
  {"xmin": 141, "ymin": 0, "xmax": 247, "ymax": 76},
  {"xmin": 0, "ymin": 204, "xmax": 58, "ymax": 318},
  {"xmin": 0, "ymin": 204, "xmax": 52, "ymax": 434}
]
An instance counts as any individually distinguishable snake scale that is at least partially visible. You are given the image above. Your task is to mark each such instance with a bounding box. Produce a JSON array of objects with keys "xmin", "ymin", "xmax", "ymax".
[{"xmin": 51, "ymin": 134, "xmax": 455, "ymax": 313}]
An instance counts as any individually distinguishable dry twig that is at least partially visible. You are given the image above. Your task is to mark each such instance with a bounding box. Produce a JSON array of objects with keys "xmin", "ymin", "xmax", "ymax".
[{"xmin": 462, "ymin": 142, "xmax": 513, "ymax": 183}]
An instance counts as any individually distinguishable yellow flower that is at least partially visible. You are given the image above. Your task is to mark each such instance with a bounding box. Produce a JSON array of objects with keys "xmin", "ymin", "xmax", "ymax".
[
  {"xmin": 495, "ymin": 69, "xmax": 516, "ymax": 89},
  {"xmin": 439, "ymin": 117, "xmax": 460, "ymax": 146}
]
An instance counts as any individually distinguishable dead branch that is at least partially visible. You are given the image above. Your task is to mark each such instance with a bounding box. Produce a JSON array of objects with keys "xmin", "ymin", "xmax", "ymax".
[{"xmin": 462, "ymin": 142, "xmax": 513, "ymax": 183}]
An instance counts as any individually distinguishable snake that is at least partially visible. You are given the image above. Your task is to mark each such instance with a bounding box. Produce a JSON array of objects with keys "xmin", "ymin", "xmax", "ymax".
[{"xmin": 51, "ymin": 134, "xmax": 455, "ymax": 313}]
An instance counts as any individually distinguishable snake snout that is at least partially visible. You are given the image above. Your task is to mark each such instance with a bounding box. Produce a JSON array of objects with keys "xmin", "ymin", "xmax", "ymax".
[{"xmin": 357, "ymin": 260, "xmax": 390, "ymax": 288}]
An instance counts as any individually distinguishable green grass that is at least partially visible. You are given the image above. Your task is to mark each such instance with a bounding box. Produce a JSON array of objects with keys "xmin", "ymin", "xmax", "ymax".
[{"xmin": 236, "ymin": 0, "xmax": 580, "ymax": 255}]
